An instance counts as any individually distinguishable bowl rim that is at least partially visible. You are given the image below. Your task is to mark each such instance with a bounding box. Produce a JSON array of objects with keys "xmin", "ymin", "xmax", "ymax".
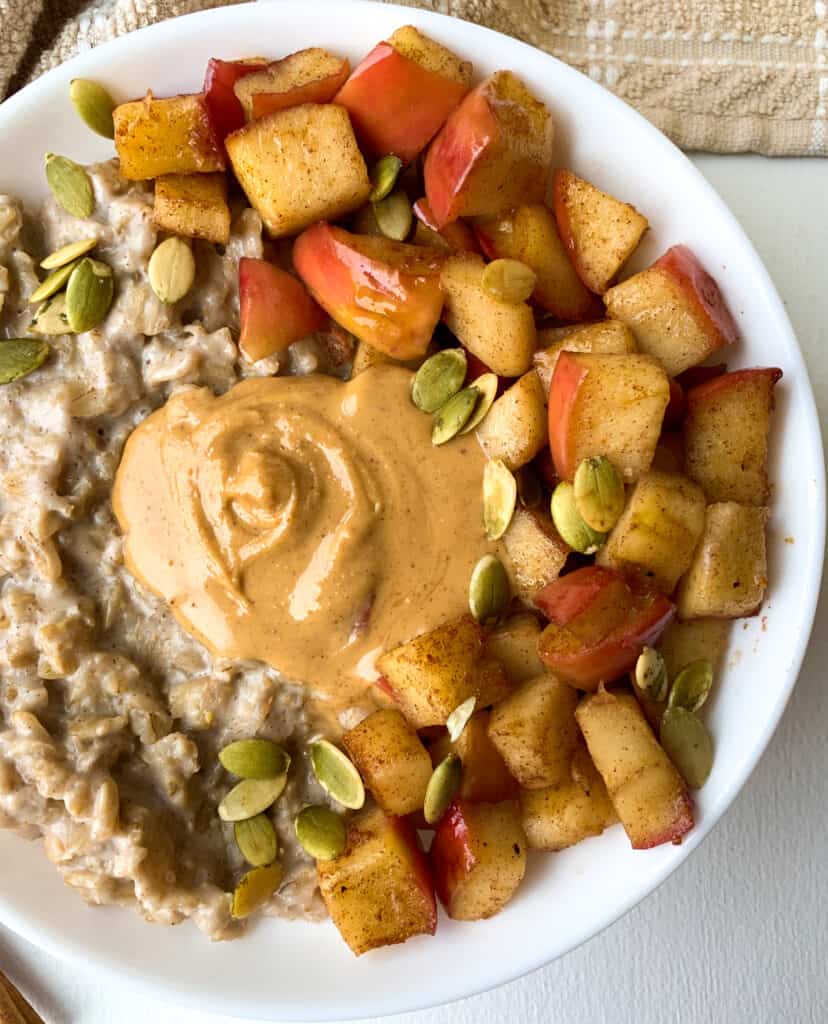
[{"xmin": 0, "ymin": 1, "xmax": 824, "ymax": 1019}]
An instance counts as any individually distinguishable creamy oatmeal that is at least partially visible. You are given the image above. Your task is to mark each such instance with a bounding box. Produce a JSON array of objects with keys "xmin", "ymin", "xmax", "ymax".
[{"xmin": 0, "ymin": 162, "xmax": 359, "ymax": 939}]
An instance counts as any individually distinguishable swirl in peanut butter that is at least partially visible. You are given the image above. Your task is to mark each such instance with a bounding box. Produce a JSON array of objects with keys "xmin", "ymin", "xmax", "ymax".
[{"xmin": 113, "ymin": 365, "xmax": 497, "ymax": 704}]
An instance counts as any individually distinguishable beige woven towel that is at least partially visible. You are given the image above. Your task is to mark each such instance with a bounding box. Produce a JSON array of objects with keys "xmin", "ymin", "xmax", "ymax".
[{"xmin": 1, "ymin": 0, "xmax": 826, "ymax": 155}]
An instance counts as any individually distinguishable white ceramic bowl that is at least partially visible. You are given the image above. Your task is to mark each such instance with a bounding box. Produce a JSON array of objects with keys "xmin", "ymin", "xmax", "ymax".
[{"xmin": 0, "ymin": 2, "xmax": 824, "ymax": 1019}]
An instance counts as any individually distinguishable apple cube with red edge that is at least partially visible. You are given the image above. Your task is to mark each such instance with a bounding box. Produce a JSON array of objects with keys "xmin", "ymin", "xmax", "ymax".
[
  {"xmin": 203, "ymin": 58, "xmax": 265, "ymax": 143},
  {"xmin": 231, "ymin": 49, "xmax": 350, "ymax": 120},
  {"xmin": 534, "ymin": 566, "xmax": 675, "ymax": 690},
  {"xmin": 575, "ymin": 689, "xmax": 694, "ymax": 849},
  {"xmin": 552, "ymin": 169, "xmax": 649, "ymax": 294},
  {"xmin": 424, "ymin": 70, "xmax": 554, "ymax": 228},
  {"xmin": 413, "ymin": 199, "xmax": 480, "ymax": 253},
  {"xmin": 683, "ymin": 367, "xmax": 783, "ymax": 505},
  {"xmin": 334, "ymin": 26, "xmax": 471, "ymax": 163},
  {"xmin": 604, "ymin": 244, "xmax": 739, "ymax": 377},
  {"xmin": 547, "ymin": 350, "xmax": 670, "ymax": 482},
  {"xmin": 317, "ymin": 806, "xmax": 436, "ymax": 956},
  {"xmin": 473, "ymin": 205, "xmax": 603, "ymax": 321},
  {"xmin": 238, "ymin": 258, "xmax": 327, "ymax": 363},
  {"xmin": 430, "ymin": 799, "xmax": 527, "ymax": 920},
  {"xmin": 293, "ymin": 222, "xmax": 444, "ymax": 360}
]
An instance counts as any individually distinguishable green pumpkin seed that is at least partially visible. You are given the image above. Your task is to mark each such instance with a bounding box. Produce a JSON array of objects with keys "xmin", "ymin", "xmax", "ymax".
[
  {"xmin": 369, "ymin": 154, "xmax": 403, "ymax": 203},
  {"xmin": 483, "ymin": 458, "xmax": 517, "ymax": 540},
  {"xmin": 30, "ymin": 294, "xmax": 71, "ymax": 336},
  {"xmin": 219, "ymin": 738, "xmax": 290, "ymax": 780},
  {"xmin": 373, "ymin": 189, "xmax": 413, "ymax": 242},
  {"xmin": 44, "ymin": 154, "xmax": 94, "ymax": 219},
  {"xmin": 460, "ymin": 372, "xmax": 498, "ymax": 435},
  {"xmin": 230, "ymin": 862, "xmax": 282, "ymax": 919},
  {"xmin": 28, "ymin": 259, "xmax": 82, "ymax": 305},
  {"xmin": 148, "ymin": 237, "xmax": 195, "ymax": 304},
  {"xmin": 294, "ymin": 805, "xmax": 346, "ymax": 861},
  {"xmin": 309, "ymin": 740, "xmax": 365, "ymax": 810},
  {"xmin": 432, "ymin": 385, "xmax": 479, "ymax": 445},
  {"xmin": 660, "ymin": 707, "xmax": 713, "ymax": 789},
  {"xmin": 218, "ymin": 775, "xmax": 287, "ymax": 822},
  {"xmin": 70, "ymin": 79, "xmax": 116, "ymax": 139},
  {"xmin": 234, "ymin": 813, "xmax": 278, "ymax": 867},
  {"xmin": 481, "ymin": 258, "xmax": 536, "ymax": 304},
  {"xmin": 65, "ymin": 258, "xmax": 114, "ymax": 333},
  {"xmin": 573, "ymin": 456, "xmax": 625, "ymax": 533},
  {"xmin": 0, "ymin": 339, "xmax": 49, "ymax": 385},
  {"xmin": 446, "ymin": 696, "xmax": 476, "ymax": 742},
  {"xmin": 469, "ymin": 554, "xmax": 511, "ymax": 626},
  {"xmin": 41, "ymin": 238, "xmax": 98, "ymax": 270},
  {"xmin": 424, "ymin": 753, "xmax": 462, "ymax": 825},
  {"xmin": 411, "ymin": 348, "xmax": 467, "ymax": 413},
  {"xmin": 550, "ymin": 481, "xmax": 607, "ymax": 554},
  {"xmin": 634, "ymin": 646, "xmax": 669, "ymax": 702},
  {"xmin": 668, "ymin": 659, "xmax": 714, "ymax": 714}
]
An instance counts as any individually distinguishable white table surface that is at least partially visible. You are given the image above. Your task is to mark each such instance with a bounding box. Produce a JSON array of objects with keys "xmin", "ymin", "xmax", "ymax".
[{"xmin": 1, "ymin": 153, "xmax": 826, "ymax": 1024}]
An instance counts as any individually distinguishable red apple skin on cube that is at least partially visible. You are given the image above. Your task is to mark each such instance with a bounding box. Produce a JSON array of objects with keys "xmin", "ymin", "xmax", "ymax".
[
  {"xmin": 250, "ymin": 59, "xmax": 350, "ymax": 119},
  {"xmin": 547, "ymin": 349, "xmax": 587, "ymax": 479},
  {"xmin": 203, "ymin": 58, "xmax": 263, "ymax": 142},
  {"xmin": 238, "ymin": 258, "xmax": 327, "ymax": 363},
  {"xmin": 334, "ymin": 42, "xmax": 468, "ymax": 163},
  {"xmin": 534, "ymin": 566, "xmax": 675, "ymax": 690},
  {"xmin": 293, "ymin": 222, "xmax": 444, "ymax": 360},
  {"xmin": 655, "ymin": 245, "xmax": 739, "ymax": 349}
]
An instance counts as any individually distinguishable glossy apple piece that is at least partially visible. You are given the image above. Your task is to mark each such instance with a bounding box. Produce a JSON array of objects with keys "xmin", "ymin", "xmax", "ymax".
[
  {"xmin": 412, "ymin": 199, "xmax": 480, "ymax": 253},
  {"xmin": 430, "ymin": 799, "xmax": 526, "ymax": 920},
  {"xmin": 424, "ymin": 71, "xmax": 554, "ymax": 228},
  {"xmin": 203, "ymin": 57, "xmax": 265, "ymax": 142},
  {"xmin": 293, "ymin": 222, "xmax": 444, "ymax": 360},
  {"xmin": 317, "ymin": 806, "xmax": 436, "ymax": 955},
  {"xmin": 238, "ymin": 258, "xmax": 327, "ymax": 363},
  {"xmin": 534, "ymin": 566, "xmax": 675, "ymax": 690},
  {"xmin": 334, "ymin": 28, "xmax": 471, "ymax": 163}
]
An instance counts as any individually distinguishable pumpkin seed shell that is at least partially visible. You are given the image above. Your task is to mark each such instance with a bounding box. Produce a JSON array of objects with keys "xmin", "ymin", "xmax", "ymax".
[
  {"xmin": 469, "ymin": 554, "xmax": 511, "ymax": 626},
  {"xmin": 635, "ymin": 646, "xmax": 669, "ymax": 703},
  {"xmin": 432, "ymin": 385, "xmax": 479, "ymax": 445},
  {"xmin": 0, "ymin": 339, "xmax": 49, "ymax": 385},
  {"xmin": 550, "ymin": 481, "xmax": 607, "ymax": 554},
  {"xmin": 668, "ymin": 659, "xmax": 714, "ymax": 714},
  {"xmin": 424, "ymin": 753, "xmax": 462, "ymax": 825},
  {"xmin": 41, "ymin": 237, "xmax": 98, "ymax": 270},
  {"xmin": 30, "ymin": 294, "xmax": 71, "ymax": 336},
  {"xmin": 44, "ymin": 154, "xmax": 94, "ymax": 219},
  {"xmin": 573, "ymin": 456, "xmax": 625, "ymax": 533},
  {"xmin": 460, "ymin": 372, "xmax": 498, "ymax": 434},
  {"xmin": 660, "ymin": 707, "xmax": 713, "ymax": 789},
  {"xmin": 481, "ymin": 258, "xmax": 536, "ymax": 303},
  {"xmin": 446, "ymin": 696, "xmax": 476, "ymax": 743},
  {"xmin": 309, "ymin": 740, "xmax": 365, "ymax": 810},
  {"xmin": 70, "ymin": 79, "xmax": 116, "ymax": 139},
  {"xmin": 411, "ymin": 348, "xmax": 467, "ymax": 413},
  {"xmin": 65, "ymin": 258, "xmax": 114, "ymax": 333},
  {"xmin": 373, "ymin": 189, "xmax": 413, "ymax": 241},
  {"xmin": 482, "ymin": 458, "xmax": 517, "ymax": 540},
  {"xmin": 218, "ymin": 775, "xmax": 287, "ymax": 822},
  {"xmin": 29, "ymin": 259, "xmax": 81, "ymax": 305},
  {"xmin": 369, "ymin": 154, "xmax": 403, "ymax": 203},
  {"xmin": 294, "ymin": 805, "xmax": 346, "ymax": 861},
  {"xmin": 230, "ymin": 862, "xmax": 282, "ymax": 919},
  {"xmin": 219, "ymin": 738, "xmax": 290, "ymax": 779},
  {"xmin": 234, "ymin": 813, "xmax": 278, "ymax": 867},
  {"xmin": 148, "ymin": 237, "xmax": 195, "ymax": 304}
]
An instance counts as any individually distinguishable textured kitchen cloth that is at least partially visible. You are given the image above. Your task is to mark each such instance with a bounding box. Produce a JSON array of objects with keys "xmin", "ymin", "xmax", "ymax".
[{"xmin": 0, "ymin": 0, "xmax": 826, "ymax": 155}]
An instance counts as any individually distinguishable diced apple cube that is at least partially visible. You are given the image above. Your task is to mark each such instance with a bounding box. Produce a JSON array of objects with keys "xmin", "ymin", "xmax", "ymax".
[
  {"xmin": 425, "ymin": 71, "xmax": 554, "ymax": 227},
  {"xmin": 548, "ymin": 351, "xmax": 670, "ymax": 482},
  {"xmin": 476, "ymin": 371, "xmax": 548, "ymax": 470},
  {"xmin": 597, "ymin": 470, "xmax": 706, "ymax": 593},
  {"xmin": 226, "ymin": 103, "xmax": 371, "ymax": 237},
  {"xmin": 603, "ymin": 245, "xmax": 739, "ymax": 377},
  {"xmin": 676, "ymin": 502, "xmax": 768, "ymax": 619},
  {"xmin": 486, "ymin": 613, "xmax": 546, "ymax": 683},
  {"xmin": 684, "ymin": 367, "xmax": 782, "ymax": 504},
  {"xmin": 552, "ymin": 169, "xmax": 648, "ymax": 293},
  {"xmin": 430, "ymin": 799, "xmax": 527, "ymax": 920},
  {"xmin": 376, "ymin": 615, "xmax": 512, "ymax": 728},
  {"xmin": 233, "ymin": 48, "xmax": 350, "ymax": 120},
  {"xmin": 317, "ymin": 807, "xmax": 436, "ymax": 955},
  {"xmin": 575, "ymin": 689, "xmax": 693, "ymax": 849},
  {"xmin": 488, "ymin": 674, "xmax": 581, "ymax": 789},
  {"xmin": 238, "ymin": 258, "xmax": 327, "ymax": 362},
  {"xmin": 501, "ymin": 507, "xmax": 569, "ymax": 605},
  {"xmin": 343, "ymin": 709, "xmax": 432, "ymax": 816},
  {"xmin": 114, "ymin": 92, "xmax": 224, "ymax": 179},
  {"xmin": 533, "ymin": 320, "xmax": 637, "ymax": 396},
  {"xmin": 153, "ymin": 173, "xmax": 231, "ymax": 245}
]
